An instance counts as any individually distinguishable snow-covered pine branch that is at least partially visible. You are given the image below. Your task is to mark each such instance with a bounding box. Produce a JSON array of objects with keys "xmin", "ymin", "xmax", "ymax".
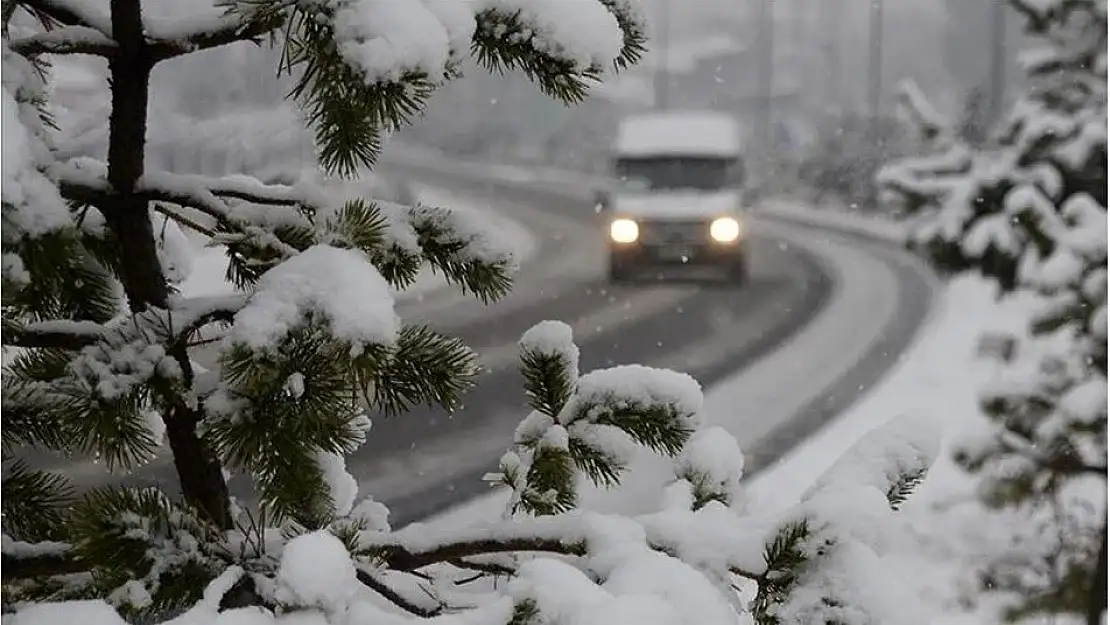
[
  {"xmin": 877, "ymin": 1, "xmax": 1107, "ymax": 621},
  {"xmin": 894, "ymin": 78, "xmax": 952, "ymax": 144},
  {"xmin": 4, "ymin": 320, "xmax": 942, "ymax": 625}
]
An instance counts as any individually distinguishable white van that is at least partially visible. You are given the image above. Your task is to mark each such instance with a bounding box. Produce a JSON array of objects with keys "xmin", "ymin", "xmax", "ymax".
[{"xmin": 597, "ymin": 110, "xmax": 748, "ymax": 283}]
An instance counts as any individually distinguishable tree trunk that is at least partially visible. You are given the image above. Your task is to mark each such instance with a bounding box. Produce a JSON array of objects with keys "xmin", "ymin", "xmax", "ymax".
[
  {"xmin": 106, "ymin": 0, "xmax": 231, "ymax": 529},
  {"xmin": 1088, "ymin": 513, "xmax": 1107, "ymax": 625}
]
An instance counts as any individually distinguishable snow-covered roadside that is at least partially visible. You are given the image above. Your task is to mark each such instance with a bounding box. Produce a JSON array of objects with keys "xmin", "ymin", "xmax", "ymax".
[
  {"xmin": 178, "ymin": 185, "xmax": 537, "ymax": 304},
  {"xmin": 741, "ymin": 274, "xmax": 1058, "ymax": 624},
  {"xmin": 735, "ymin": 276, "xmax": 1002, "ymax": 516}
]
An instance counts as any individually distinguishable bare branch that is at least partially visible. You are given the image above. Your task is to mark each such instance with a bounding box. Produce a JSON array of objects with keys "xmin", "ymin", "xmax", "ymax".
[
  {"xmin": 448, "ymin": 556, "xmax": 516, "ymax": 577},
  {"xmin": 355, "ymin": 569, "xmax": 443, "ymax": 618},
  {"xmin": 152, "ymin": 202, "xmax": 216, "ymax": 237},
  {"xmin": 207, "ymin": 177, "xmax": 305, "ymax": 207},
  {"xmin": 362, "ymin": 531, "xmax": 587, "ymax": 572}
]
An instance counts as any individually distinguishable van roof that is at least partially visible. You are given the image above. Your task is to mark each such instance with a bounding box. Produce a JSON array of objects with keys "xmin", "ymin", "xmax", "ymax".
[{"xmin": 613, "ymin": 111, "xmax": 741, "ymax": 158}]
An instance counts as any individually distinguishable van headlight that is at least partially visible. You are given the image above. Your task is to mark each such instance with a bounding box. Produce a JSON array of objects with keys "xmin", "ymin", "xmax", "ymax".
[
  {"xmin": 610, "ymin": 218, "xmax": 639, "ymax": 243},
  {"xmin": 710, "ymin": 217, "xmax": 742, "ymax": 243}
]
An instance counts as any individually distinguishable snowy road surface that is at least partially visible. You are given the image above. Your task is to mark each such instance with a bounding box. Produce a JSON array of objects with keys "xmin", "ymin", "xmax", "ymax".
[{"xmin": 17, "ymin": 157, "xmax": 935, "ymax": 528}]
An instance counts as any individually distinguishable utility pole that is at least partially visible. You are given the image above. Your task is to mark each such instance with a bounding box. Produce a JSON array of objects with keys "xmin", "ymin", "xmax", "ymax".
[
  {"xmin": 866, "ymin": 0, "xmax": 884, "ymax": 121},
  {"xmin": 821, "ymin": 0, "xmax": 842, "ymax": 116},
  {"xmin": 755, "ymin": 0, "xmax": 775, "ymax": 161},
  {"xmin": 987, "ymin": 0, "xmax": 1008, "ymax": 123},
  {"xmin": 653, "ymin": 0, "xmax": 670, "ymax": 110}
]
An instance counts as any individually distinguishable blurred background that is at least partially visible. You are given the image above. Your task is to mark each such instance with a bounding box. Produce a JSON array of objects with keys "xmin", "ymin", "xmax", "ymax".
[{"xmin": 48, "ymin": 0, "xmax": 1026, "ymax": 211}]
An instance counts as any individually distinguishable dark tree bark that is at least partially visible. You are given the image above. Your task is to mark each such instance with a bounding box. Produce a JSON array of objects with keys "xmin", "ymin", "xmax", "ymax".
[
  {"xmin": 1088, "ymin": 514, "xmax": 1107, "ymax": 625},
  {"xmin": 104, "ymin": 0, "xmax": 231, "ymax": 529}
]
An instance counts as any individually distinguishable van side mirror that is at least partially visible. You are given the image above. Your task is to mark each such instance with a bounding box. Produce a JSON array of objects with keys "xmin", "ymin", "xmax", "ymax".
[{"xmin": 593, "ymin": 189, "xmax": 611, "ymax": 213}]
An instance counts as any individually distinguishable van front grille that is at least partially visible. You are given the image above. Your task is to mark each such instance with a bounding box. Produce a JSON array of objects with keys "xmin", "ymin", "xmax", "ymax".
[{"xmin": 638, "ymin": 220, "xmax": 709, "ymax": 244}]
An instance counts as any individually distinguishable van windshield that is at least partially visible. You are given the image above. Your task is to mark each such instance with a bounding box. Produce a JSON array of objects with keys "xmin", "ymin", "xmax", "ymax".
[{"xmin": 613, "ymin": 156, "xmax": 739, "ymax": 192}]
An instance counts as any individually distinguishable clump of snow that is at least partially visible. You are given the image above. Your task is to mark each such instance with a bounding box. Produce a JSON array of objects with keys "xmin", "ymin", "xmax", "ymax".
[
  {"xmin": 227, "ymin": 245, "xmax": 399, "ymax": 352},
  {"xmin": 283, "ymin": 372, "xmax": 306, "ymax": 399},
  {"xmin": 2, "ymin": 42, "xmax": 72, "ymax": 240},
  {"xmin": 315, "ymin": 451, "xmax": 358, "ymax": 517},
  {"xmin": 510, "ymin": 558, "xmax": 684, "ymax": 625},
  {"xmin": 8, "ymin": 600, "xmax": 127, "ymax": 625},
  {"xmin": 332, "ymin": 0, "xmax": 454, "ymax": 84},
  {"xmin": 2, "ymin": 252, "xmax": 31, "ymax": 285},
  {"xmin": 69, "ymin": 317, "xmax": 182, "ymax": 402},
  {"xmin": 507, "ymin": 514, "xmax": 739, "ymax": 625},
  {"xmin": 409, "ymin": 201, "xmax": 522, "ymax": 270},
  {"xmin": 513, "ymin": 410, "xmax": 555, "ymax": 444},
  {"xmin": 541, "ymin": 423, "xmax": 571, "ymax": 451},
  {"xmin": 276, "ymin": 530, "xmax": 359, "ymax": 611},
  {"xmin": 674, "ymin": 426, "xmax": 745, "ymax": 501},
  {"xmin": 520, "ymin": 319, "xmax": 580, "ymax": 380},
  {"xmin": 562, "ymin": 364, "xmax": 703, "ymax": 426},
  {"xmin": 421, "ymin": 0, "xmax": 478, "ymax": 51},
  {"xmin": 325, "ymin": 0, "xmax": 625, "ymax": 89},
  {"xmin": 776, "ymin": 538, "xmax": 926, "ymax": 625},
  {"xmin": 350, "ymin": 496, "xmax": 391, "ymax": 532},
  {"xmin": 478, "ymin": 0, "xmax": 625, "ymax": 69}
]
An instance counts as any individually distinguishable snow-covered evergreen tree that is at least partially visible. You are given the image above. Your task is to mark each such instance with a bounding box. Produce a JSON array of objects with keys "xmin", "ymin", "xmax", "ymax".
[
  {"xmin": 3, "ymin": 1, "xmax": 943, "ymax": 623},
  {"xmin": 797, "ymin": 111, "xmax": 912, "ymax": 210},
  {"xmin": 878, "ymin": 1, "xmax": 1107, "ymax": 622}
]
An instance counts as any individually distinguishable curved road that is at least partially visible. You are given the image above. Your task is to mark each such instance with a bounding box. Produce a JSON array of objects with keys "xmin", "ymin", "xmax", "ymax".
[{"xmin": 22, "ymin": 159, "xmax": 936, "ymax": 528}]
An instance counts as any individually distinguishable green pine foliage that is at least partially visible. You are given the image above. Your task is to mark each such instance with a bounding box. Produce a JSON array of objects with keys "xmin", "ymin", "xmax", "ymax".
[{"xmin": 878, "ymin": 0, "xmax": 1107, "ymax": 621}]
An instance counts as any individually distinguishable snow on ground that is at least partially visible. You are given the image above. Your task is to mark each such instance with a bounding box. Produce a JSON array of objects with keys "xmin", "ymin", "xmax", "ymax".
[
  {"xmin": 178, "ymin": 185, "xmax": 537, "ymax": 304},
  {"xmin": 743, "ymin": 274, "xmax": 1049, "ymax": 624}
]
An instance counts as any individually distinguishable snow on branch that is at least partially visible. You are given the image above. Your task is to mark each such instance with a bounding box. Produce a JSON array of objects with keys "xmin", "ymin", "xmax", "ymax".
[
  {"xmin": 9, "ymin": 0, "xmax": 284, "ymax": 62},
  {"xmin": 493, "ymin": 322, "xmax": 703, "ymax": 516},
  {"xmin": 802, "ymin": 413, "xmax": 940, "ymax": 509},
  {"xmin": 8, "ymin": 25, "xmax": 117, "ymax": 57},
  {"xmin": 49, "ymin": 159, "xmax": 303, "ymax": 258},
  {"xmin": 16, "ymin": 0, "xmax": 113, "ymax": 35},
  {"xmin": 894, "ymin": 79, "xmax": 951, "ymax": 143},
  {"xmin": 144, "ymin": 8, "xmax": 286, "ymax": 63},
  {"xmin": 3, "ymin": 295, "xmax": 246, "ymax": 352},
  {"xmin": 223, "ymin": 244, "xmax": 399, "ymax": 353},
  {"xmin": 3, "ymin": 319, "xmax": 109, "ymax": 350}
]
